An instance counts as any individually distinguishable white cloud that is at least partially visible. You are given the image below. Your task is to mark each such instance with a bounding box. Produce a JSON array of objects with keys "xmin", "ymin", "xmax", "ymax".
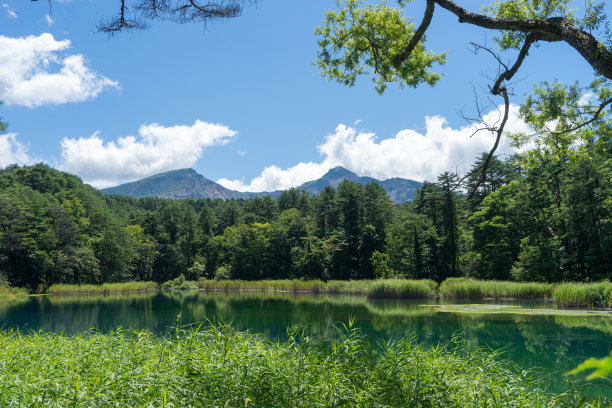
[
  {"xmin": 0, "ymin": 33, "xmax": 118, "ymax": 107},
  {"xmin": 0, "ymin": 133, "xmax": 34, "ymax": 167},
  {"xmin": 45, "ymin": 14, "xmax": 54, "ymax": 26},
  {"xmin": 2, "ymin": 4, "xmax": 17, "ymax": 19},
  {"xmin": 217, "ymin": 105, "xmax": 529, "ymax": 192},
  {"xmin": 60, "ymin": 120, "xmax": 237, "ymax": 188}
]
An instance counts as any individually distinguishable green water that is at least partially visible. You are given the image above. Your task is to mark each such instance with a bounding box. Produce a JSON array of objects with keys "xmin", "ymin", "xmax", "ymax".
[{"xmin": 1, "ymin": 291, "xmax": 611, "ymax": 398}]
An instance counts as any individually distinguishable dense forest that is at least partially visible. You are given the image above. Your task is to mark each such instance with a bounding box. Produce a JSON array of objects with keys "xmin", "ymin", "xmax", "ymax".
[{"xmin": 0, "ymin": 138, "xmax": 610, "ymax": 291}]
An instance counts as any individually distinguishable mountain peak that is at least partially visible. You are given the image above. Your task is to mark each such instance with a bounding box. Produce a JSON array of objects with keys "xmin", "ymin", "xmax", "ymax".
[
  {"xmin": 322, "ymin": 166, "xmax": 357, "ymax": 179},
  {"xmin": 102, "ymin": 166, "xmax": 422, "ymax": 203}
]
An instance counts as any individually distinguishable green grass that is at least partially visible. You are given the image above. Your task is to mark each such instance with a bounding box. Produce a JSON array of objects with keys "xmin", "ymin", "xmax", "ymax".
[
  {"xmin": 0, "ymin": 285, "xmax": 28, "ymax": 302},
  {"xmin": 45, "ymin": 279, "xmax": 612, "ymax": 307},
  {"xmin": 198, "ymin": 278, "xmax": 327, "ymax": 293},
  {"xmin": 439, "ymin": 278, "xmax": 554, "ymax": 300},
  {"xmin": 47, "ymin": 281, "xmax": 159, "ymax": 295},
  {"xmin": 0, "ymin": 323, "xmax": 583, "ymax": 407},
  {"xmin": 365, "ymin": 278, "xmax": 437, "ymax": 299},
  {"xmin": 197, "ymin": 279, "xmax": 437, "ymax": 298},
  {"xmin": 552, "ymin": 281, "xmax": 612, "ymax": 308},
  {"xmin": 45, "ymin": 291, "xmax": 158, "ymax": 305}
]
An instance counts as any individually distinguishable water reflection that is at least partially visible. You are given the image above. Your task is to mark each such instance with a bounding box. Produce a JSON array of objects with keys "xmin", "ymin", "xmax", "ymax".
[{"xmin": 0, "ymin": 290, "xmax": 611, "ymax": 396}]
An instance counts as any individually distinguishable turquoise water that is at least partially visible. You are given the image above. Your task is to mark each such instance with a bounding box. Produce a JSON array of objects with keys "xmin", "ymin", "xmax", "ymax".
[{"xmin": 1, "ymin": 291, "xmax": 611, "ymax": 398}]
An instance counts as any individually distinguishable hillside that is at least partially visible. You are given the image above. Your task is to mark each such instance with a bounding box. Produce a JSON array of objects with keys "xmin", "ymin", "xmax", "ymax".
[
  {"xmin": 101, "ymin": 169, "xmax": 247, "ymax": 199},
  {"xmin": 295, "ymin": 167, "xmax": 421, "ymax": 202},
  {"xmin": 101, "ymin": 166, "xmax": 422, "ymax": 202}
]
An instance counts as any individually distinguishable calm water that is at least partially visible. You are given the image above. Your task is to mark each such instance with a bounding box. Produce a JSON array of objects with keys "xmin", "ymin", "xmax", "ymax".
[{"xmin": 1, "ymin": 291, "xmax": 611, "ymax": 398}]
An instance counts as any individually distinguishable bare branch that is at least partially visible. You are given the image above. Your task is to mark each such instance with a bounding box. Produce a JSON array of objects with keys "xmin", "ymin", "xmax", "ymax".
[
  {"xmin": 467, "ymin": 87, "xmax": 510, "ymax": 199},
  {"xmin": 491, "ymin": 34, "xmax": 535, "ymax": 95},
  {"xmin": 96, "ymin": 0, "xmax": 253, "ymax": 35}
]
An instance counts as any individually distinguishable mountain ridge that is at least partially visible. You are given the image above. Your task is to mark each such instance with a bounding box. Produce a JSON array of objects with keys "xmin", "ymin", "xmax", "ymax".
[{"xmin": 101, "ymin": 166, "xmax": 422, "ymax": 203}]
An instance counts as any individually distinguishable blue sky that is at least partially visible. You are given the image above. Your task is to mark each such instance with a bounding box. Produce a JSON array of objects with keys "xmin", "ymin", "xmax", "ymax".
[{"xmin": 0, "ymin": 0, "xmax": 606, "ymax": 190}]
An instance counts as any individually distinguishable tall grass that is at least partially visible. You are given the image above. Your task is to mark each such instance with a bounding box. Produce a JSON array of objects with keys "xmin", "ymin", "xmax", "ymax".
[
  {"xmin": 552, "ymin": 281, "xmax": 612, "ymax": 308},
  {"xmin": 48, "ymin": 281, "xmax": 159, "ymax": 295},
  {"xmin": 198, "ymin": 279, "xmax": 437, "ymax": 298},
  {"xmin": 0, "ymin": 323, "xmax": 578, "ymax": 407},
  {"xmin": 198, "ymin": 279, "xmax": 327, "ymax": 292},
  {"xmin": 365, "ymin": 278, "xmax": 437, "ymax": 299},
  {"xmin": 0, "ymin": 285, "xmax": 28, "ymax": 301},
  {"xmin": 439, "ymin": 278, "xmax": 554, "ymax": 300}
]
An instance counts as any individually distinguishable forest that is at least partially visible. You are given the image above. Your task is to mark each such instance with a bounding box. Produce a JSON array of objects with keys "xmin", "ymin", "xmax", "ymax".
[{"xmin": 0, "ymin": 134, "xmax": 610, "ymax": 292}]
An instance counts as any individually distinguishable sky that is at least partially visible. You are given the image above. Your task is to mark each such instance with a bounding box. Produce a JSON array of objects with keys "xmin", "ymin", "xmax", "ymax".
[{"xmin": 0, "ymin": 0, "xmax": 607, "ymax": 191}]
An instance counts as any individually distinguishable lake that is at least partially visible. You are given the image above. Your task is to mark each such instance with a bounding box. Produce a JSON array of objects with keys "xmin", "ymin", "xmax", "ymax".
[{"xmin": 1, "ymin": 290, "xmax": 610, "ymax": 398}]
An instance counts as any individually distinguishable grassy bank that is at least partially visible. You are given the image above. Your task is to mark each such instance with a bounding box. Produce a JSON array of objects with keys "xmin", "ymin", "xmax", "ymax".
[
  {"xmin": 0, "ymin": 323, "xmax": 581, "ymax": 407},
  {"xmin": 552, "ymin": 281, "xmax": 612, "ymax": 308},
  {"xmin": 197, "ymin": 278, "xmax": 327, "ymax": 293},
  {"xmin": 197, "ymin": 278, "xmax": 438, "ymax": 298},
  {"xmin": 439, "ymin": 278, "xmax": 555, "ymax": 300},
  {"xmin": 45, "ymin": 278, "xmax": 612, "ymax": 307},
  {"xmin": 48, "ymin": 281, "xmax": 159, "ymax": 295},
  {"xmin": 0, "ymin": 285, "xmax": 28, "ymax": 302}
]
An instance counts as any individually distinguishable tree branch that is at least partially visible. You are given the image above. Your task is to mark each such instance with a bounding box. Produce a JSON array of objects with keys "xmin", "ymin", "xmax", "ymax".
[
  {"xmin": 96, "ymin": 0, "xmax": 251, "ymax": 34},
  {"xmin": 393, "ymin": 0, "xmax": 435, "ymax": 66},
  {"xmin": 490, "ymin": 34, "xmax": 535, "ymax": 95},
  {"xmin": 431, "ymin": 0, "xmax": 612, "ymax": 80},
  {"xmin": 554, "ymin": 96, "xmax": 612, "ymax": 135},
  {"xmin": 468, "ymin": 87, "xmax": 510, "ymax": 199}
]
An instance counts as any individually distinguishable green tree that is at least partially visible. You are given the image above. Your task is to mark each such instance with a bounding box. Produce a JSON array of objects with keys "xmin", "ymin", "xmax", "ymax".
[
  {"xmin": 336, "ymin": 180, "xmax": 364, "ymax": 279},
  {"xmin": 316, "ymin": 0, "xmax": 611, "ymax": 190}
]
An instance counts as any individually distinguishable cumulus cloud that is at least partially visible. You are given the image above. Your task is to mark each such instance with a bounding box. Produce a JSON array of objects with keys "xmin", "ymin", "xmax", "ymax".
[
  {"xmin": 60, "ymin": 120, "xmax": 237, "ymax": 188},
  {"xmin": 217, "ymin": 105, "xmax": 530, "ymax": 192},
  {"xmin": 0, "ymin": 33, "xmax": 118, "ymax": 107},
  {"xmin": 0, "ymin": 133, "xmax": 34, "ymax": 167}
]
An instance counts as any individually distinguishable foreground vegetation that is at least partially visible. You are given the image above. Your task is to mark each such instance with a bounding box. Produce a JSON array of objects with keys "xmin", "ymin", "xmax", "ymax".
[{"xmin": 0, "ymin": 322, "xmax": 593, "ymax": 407}]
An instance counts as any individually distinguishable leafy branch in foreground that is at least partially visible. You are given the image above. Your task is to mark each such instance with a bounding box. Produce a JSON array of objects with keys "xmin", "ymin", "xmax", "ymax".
[
  {"xmin": 315, "ymin": 0, "xmax": 612, "ymax": 195},
  {"xmin": 570, "ymin": 352, "xmax": 612, "ymax": 380},
  {"xmin": 0, "ymin": 323, "xmax": 581, "ymax": 406}
]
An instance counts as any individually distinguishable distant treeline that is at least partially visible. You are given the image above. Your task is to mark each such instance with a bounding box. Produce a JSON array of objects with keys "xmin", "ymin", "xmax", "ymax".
[{"xmin": 0, "ymin": 140, "xmax": 610, "ymax": 291}]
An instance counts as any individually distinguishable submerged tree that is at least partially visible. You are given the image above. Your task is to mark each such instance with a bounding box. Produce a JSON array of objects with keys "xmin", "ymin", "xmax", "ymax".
[{"xmin": 315, "ymin": 0, "xmax": 611, "ymax": 194}]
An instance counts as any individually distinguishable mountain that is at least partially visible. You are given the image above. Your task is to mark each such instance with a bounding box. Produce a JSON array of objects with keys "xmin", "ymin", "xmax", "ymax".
[
  {"xmin": 100, "ymin": 168, "xmax": 247, "ymax": 199},
  {"xmin": 297, "ymin": 167, "xmax": 421, "ymax": 202},
  {"xmin": 101, "ymin": 167, "xmax": 422, "ymax": 202}
]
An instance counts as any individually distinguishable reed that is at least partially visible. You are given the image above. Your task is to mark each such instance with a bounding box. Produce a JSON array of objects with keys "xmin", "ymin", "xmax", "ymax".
[
  {"xmin": 365, "ymin": 278, "xmax": 437, "ymax": 299},
  {"xmin": 552, "ymin": 281, "xmax": 612, "ymax": 308},
  {"xmin": 198, "ymin": 279, "xmax": 327, "ymax": 292},
  {"xmin": 47, "ymin": 281, "xmax": 159, "ymax": 295},
  {"xmin": 439, "ymin": 278, "xmax": 554, "ymax": 300},
  {"xmin": 0, "ymin": 323, "xmax": 577, "ymax": 407},
  {"xmin": 198, "ymin": 279, "xmax": 437, "ymax": 298},
  {"xmin": 0, "ymin": 285, "xmax": 28, "ymax": 301}
]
